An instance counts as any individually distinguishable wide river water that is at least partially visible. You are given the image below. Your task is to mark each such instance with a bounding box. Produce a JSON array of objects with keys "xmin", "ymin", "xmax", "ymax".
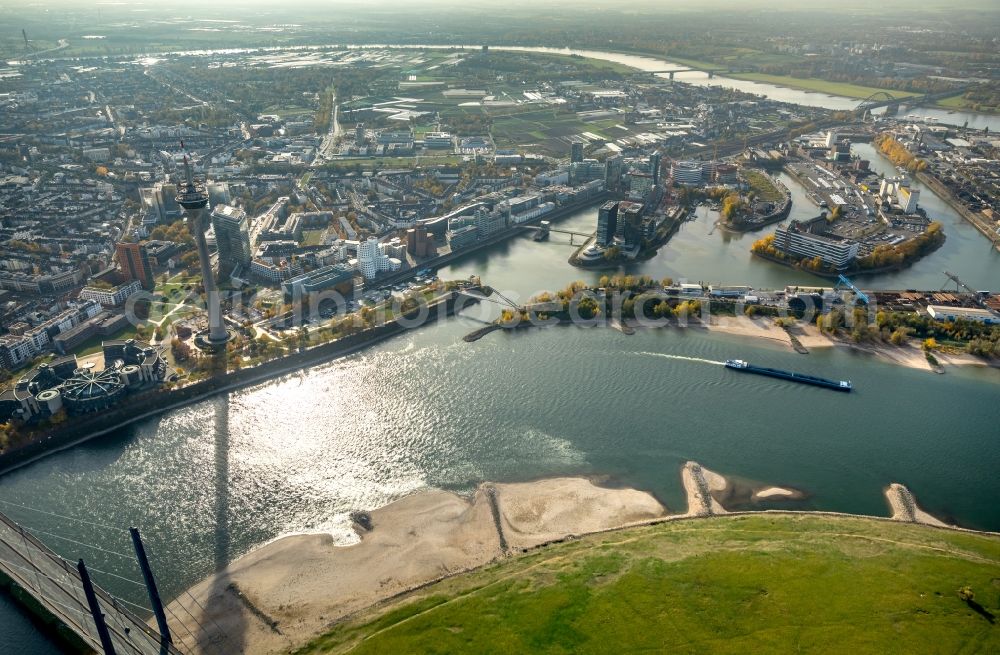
[{"xmin": 4, "ymin": 51, "xmax": 1000, "ymax": 655}]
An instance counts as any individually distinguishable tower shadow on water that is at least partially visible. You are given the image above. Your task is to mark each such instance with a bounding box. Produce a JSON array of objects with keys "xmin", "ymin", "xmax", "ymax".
[{"xmin": 205, "ymin": 393, "xmax": 248, "ymax": 653}]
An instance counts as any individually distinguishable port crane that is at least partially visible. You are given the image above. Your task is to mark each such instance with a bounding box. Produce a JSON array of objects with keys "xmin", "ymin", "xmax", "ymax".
[
  {"xmin": 834, "ymin": 274, "xmax": 869, "ymax": 305},
  {"xmin": 941, "ymin": 271, "xmax": 985, "ymax": 305}
]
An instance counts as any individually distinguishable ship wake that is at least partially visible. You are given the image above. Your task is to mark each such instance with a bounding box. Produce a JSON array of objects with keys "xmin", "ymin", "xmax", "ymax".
[{"xmin": 635, "ymin": 352, "xmax": 724, "ymax": 366}]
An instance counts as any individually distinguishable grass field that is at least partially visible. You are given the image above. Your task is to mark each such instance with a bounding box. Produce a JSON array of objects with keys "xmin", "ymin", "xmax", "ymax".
[
  {"xmin": 935, "ymin": 94, "xmax": 1000, "ymax": 114},
  {"xmin": 491, "ymin": 109, "xmax": 613, "ymax": 155},
  {"xmin": 744, "ymin": 169, "xmax": 785, "ymax": 203},
  {"xmin": 533, "ymin": 52, "xmax": 638, "ymax": 75},
  {"xmin": 294, "ymin": 514, "xmax": 1000, "ymax": 655},
  {"xmin": 726, "ymin": 73, "xmax": 919, "ymax": 101}
]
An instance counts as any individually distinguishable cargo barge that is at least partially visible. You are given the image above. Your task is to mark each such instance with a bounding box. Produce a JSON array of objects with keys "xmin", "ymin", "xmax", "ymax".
[{"xmin": 725, "ymin": 359, "xmax": 852, "ymax": 392}]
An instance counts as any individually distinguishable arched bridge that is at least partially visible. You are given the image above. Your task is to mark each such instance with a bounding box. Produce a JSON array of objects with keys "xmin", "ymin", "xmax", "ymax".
[
  {"xmin": 856, "ymin": 85, "xmax": 974, "ymax": 113},
  {"xmin": 857, "ymin": 91, "xmax": 900, "ymax": 111}
]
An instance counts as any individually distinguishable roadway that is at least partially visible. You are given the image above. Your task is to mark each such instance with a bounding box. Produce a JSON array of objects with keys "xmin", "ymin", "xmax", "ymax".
[{"xmin": 316, "ymin": 92, "xmax": 341, "ymax": 164}]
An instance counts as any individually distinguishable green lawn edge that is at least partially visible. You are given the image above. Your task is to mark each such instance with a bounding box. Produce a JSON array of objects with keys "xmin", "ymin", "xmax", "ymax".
[
  {"xmin": 293, "ymin": 514, "xmax": 1000, "ymax": 655},
  {"xmin": 725, "ymin": 73, "xmax": 919, "ymax": 101}
]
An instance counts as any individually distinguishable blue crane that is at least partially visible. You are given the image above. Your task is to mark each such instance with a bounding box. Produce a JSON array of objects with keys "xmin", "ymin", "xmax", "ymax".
[{"xmin": 835, "ymin": 274, "xmax": 869, "ymax": 305}]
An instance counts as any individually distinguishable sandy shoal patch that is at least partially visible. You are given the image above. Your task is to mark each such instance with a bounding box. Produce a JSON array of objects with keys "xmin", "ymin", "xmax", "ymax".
[
  {"xmin": 753, "ymin": 486, "xmax": 800, "ymax": 500},
  {"xmin": 496, "ymin": 477, "xmax": 667, "ymax": 550},
  {"xmin": 163, "ymin": 478, "xmax": 671, "ymax": 655},
  {"xmin": 681, "ymin": 461, "xmax": 728, "ymax": 516},
  {"xmin": 885, "ymin": 483, "xmax": 949, "ymax": 528},
  {"xmin": 703, "ymin": 315, "xmax": 792, "ymax": 344}
]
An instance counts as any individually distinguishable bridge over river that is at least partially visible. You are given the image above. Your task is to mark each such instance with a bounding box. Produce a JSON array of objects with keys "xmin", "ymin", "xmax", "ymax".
[{"xmin": 0, "ymin": 510, "xmax": 183, "ymax": 655}]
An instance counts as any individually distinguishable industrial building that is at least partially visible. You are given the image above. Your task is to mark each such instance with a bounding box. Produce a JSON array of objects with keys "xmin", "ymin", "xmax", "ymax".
[
  {"xmin": 926, "ymin": 305, "xmax": 999, "ymax": 325},
  {"xmin": 423, "ymin": 132, "xmax": 455, "ymax": 149}
]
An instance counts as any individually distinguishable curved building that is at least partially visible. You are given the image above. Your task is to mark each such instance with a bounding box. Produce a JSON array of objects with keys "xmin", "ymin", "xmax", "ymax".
[
  {"xmin": 60, "ymin": 369, "xmax": 127, "ymax": 414},
  {"xmin": 670, "ymin": 161, "xmax": 703, "ymax": 186}
]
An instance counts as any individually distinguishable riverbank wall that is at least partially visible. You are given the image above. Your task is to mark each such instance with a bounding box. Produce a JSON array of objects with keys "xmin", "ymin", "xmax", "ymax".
[
  {"xmin": 374, "ymin": 194, "xmax": 610, "ymax": 288},
  {"xmin": 916, "ymin": 171, "xmax": 1000, "ymax": 253},
  {"xmin": 570, "ymin": 205, "xmax": 688, "ymax": 269},
  {"xmin": 751, "ymin": 226, "xmax": 946, "ymax": 280},
  {"xmin": 724, "ymin": 195, "xmax": 792, "ymax": 233},
  {"xmin": 0, "ymin": 292, "xmax": 475, "ymax": 476}
]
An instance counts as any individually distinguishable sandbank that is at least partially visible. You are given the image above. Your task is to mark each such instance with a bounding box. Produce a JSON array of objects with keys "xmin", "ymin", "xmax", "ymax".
[
  {"xmin": 160, "ymin": 477, "xmax": 666, "ymax": 654},
  {"xmin": 161, "ymin": 467, "xmax": 954, "ymax": 655},
  {"xmin": 753, "ymin": 486, "xmax": 802, "ymax": 501},
  {"xmin": 885, "ymin": 482, "xmax": 950, "ymax": 528}
]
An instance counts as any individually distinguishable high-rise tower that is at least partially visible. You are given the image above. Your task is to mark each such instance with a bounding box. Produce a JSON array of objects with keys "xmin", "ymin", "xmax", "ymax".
[
  {"xmin": 115, "ymin": 242, "xmax": 154, "ymax": 290},
  {"xmin": 176, "ymin": 156, "xmax": 229, "ymax": 345}
]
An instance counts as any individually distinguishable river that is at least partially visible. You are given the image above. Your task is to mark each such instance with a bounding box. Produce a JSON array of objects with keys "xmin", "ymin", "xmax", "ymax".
[
  {"xmin": 4, "ymin": 48, "xmax": 1000, "ymax": 655},
  {"xmin": 492, "ymin": 46, "xmax": 1000, "ymax": 130}
]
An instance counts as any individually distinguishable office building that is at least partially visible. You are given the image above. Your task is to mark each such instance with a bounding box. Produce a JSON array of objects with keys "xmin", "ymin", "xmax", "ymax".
[
  {"xmin": 115, "ymin": 242, "xmax": 155, "ymax": 290},
  {"xmin": 628, "ymin": 173, "xmax": 654, "ymax": 201},
  {"xmin": 474, "ymin": 207, "xmax": 507, "ymax": 239},
  {"xmin": 139, "ymin": 182, "xmax": 181, "ymax": 224},
  {"xmin": 571, "ymin": 142, "xmax": 584, "ymax": 163},
  {"xmin": 449, "ymin": 225, "xmax": 479, "ymax": 250},
  {"xmin": 207, "ymin": 182, "xmax": 231, "ymax": 207},
  {"xmin": 649, "ymin": 152, "xmax": 662, "ymax": 187},
  {"xmin": 596, "ymin": 201, "xmax": 619, "ymax": 247},
  {"xmin": 570, "ymin": 159, "xmax": 604, "ymax": 185},
  {"xmin": 406, "ymin": 225, "xmax": 436, "ymax": 258},
  {"xmin": 670, "ymin": 161, "xmax": 703, "ymax": 185},
  {"xmin": 79, "ymin": 280, "xmax": 143, "ymax": 307},
  {"xmin": 618, "ymin": 202, "xmax": 645, "ymax": 249},
  {"xmin": 282, "ymin": 264, "xmax": 355, "ymax": 299},
  {"xmin": 355, "ymin": 238, "xmax": 400, "ymax": 280},
  {"xmin": 211, "ymin": 205, "xmax": 253, "ymax": 271},
  {"xmin": 605, "ymin": 154, "xmax": 624, "ymax": 192},
  {"xmin": 773, "ymin": 220, "xmax": 859, "ymax": 270}
]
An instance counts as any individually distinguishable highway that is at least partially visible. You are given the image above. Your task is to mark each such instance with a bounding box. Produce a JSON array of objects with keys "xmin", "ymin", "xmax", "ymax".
[{"xmin": 316, "ymin": 92, "xmax": 342, "ymax": 164}]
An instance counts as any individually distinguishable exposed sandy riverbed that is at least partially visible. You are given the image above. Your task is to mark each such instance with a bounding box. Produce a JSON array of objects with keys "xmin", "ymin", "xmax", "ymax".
[
  {"xmin": 162, "ymin": 465, "xmax": 952, "ymax": 655},
  {"xmin": 697, "ymin": 314, "xmax": 994, "ymax": 372},
  {"xmin": 162, "ymin": 477, "xmax": 668, "ymax": 655}
]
